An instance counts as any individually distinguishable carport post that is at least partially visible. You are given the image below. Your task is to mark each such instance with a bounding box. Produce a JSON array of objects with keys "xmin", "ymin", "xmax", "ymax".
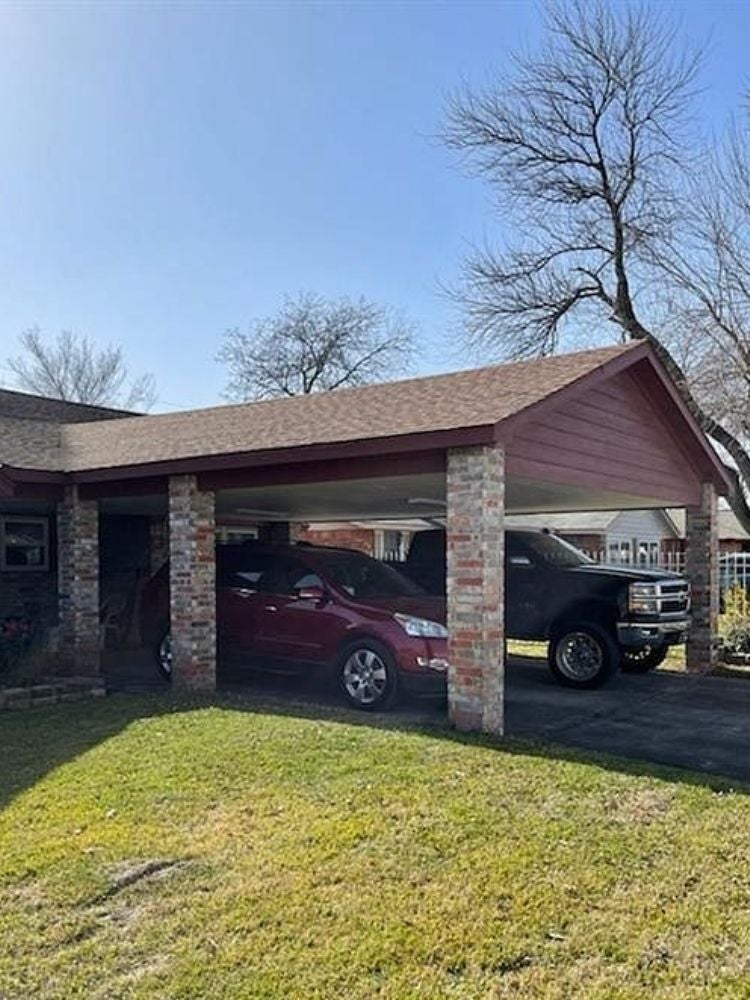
[
  {"xmin": 685, "ymin": 483, "xmax": 719, "ymax": 673},
  {"xmin": 57, "ymin": 485, "xmax": 100, "ymax": 675},
  {"xmin": 446, "ymin": 444, "xmax": 505, "ymax": 734},
  {"xmin": 168, "ymin": 474, "xmax": 216, "ymax": 692}
]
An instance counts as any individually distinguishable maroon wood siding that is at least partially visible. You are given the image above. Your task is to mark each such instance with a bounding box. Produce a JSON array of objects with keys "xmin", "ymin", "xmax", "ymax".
[{"xmin": 505, "ymin": 369, "xmax": 703, "ymax": 505}]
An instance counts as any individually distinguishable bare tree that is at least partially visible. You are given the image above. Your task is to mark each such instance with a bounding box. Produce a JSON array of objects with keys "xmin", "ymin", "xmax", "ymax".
[
  {"xmin": 6, "ymin": 328, "xmax": 156, "ymax": 410},
  {"xmin": 442, "ymin": 0, "xmax": 750, "ymax": 527},
  {"xmin": 657, "ymin": 123, "xmax": 750, "ymax": 462},
  {"xmin": 218, "ymin": 292, "xmax": 415, "ymax": 400}
]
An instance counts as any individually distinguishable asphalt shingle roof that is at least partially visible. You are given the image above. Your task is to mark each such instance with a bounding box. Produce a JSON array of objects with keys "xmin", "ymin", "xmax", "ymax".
[
  {"xmin": 54, "ymin": 343, "xmax": 637, "ymax": 474},
  {"xmin": 0, "ymin": 387, "xmax": 133, "ymax": 424}
]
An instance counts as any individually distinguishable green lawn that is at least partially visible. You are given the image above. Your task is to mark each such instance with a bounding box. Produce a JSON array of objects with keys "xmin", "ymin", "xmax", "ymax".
[{"xmin": 1, "ymin": 694, "xmax": 749, "ymax": 999}]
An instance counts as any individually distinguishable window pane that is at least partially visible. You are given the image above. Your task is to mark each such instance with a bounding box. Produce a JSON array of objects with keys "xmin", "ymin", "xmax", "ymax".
[
  {"xmin": 4, "ymin": 522, "xmax": 45, "ymax": 546},
  {"xmin": 2, "ymin": 519, "xmax": 48, "ymax": 570},
  {"xmin": 218, "ymin": 549, "xmax": 275, "ymax": 590},
  {"xmin": 5, "ymin": 545, "xmax": 44, "ymax": 567}
]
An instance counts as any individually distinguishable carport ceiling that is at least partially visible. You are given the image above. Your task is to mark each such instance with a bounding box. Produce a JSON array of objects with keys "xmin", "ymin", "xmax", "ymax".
[
  {"xmin": 98, "ymin": 472, "xmax": 692, "ymax": 520},
  {"xmin": 213, "ymin": 474, "xmax": 690, "ymax": 522}
]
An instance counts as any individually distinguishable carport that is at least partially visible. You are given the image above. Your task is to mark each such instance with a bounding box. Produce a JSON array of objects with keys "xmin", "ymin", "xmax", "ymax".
[{"xmin": 1, "ymin": 342, "xmax": 730, "ymax": 733}]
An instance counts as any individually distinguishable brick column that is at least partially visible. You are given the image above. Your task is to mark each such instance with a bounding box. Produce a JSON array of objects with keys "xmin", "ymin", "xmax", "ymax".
[
  {"xmin": 57, "ymin": 486, "xmax": 100, "ymax": 674},
  {"xmin": 685, "ymin": 483, "xmax": 719, "ymax": 673},
  {"xmin": 446, "ymin": 445, "xmax": 505, "ymax": 734},
  {"xmin": 168, "ymin": 475, "xmax": 216, "ymax": 691}
]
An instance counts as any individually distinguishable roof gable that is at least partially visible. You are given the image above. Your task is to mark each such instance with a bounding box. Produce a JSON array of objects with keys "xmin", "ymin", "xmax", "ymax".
[{"xmin": 58, "ymin": 343, "xmax": 638, "ymax": 473}]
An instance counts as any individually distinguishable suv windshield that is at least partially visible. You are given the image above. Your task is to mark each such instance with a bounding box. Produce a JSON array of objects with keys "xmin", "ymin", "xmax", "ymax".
[
  {"xmin": 509, "ymin": 530, "xmax": 591, "ymax": 568},
  {"xmin": 313, "ymin": 550, "xmax": 425, "ymax": 599}
]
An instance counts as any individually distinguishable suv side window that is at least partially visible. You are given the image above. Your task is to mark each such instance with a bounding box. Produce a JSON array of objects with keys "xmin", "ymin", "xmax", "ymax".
[
  {"xmin": 218, "ymin": 550, "xmax": 276, "ymax": 592},
  {"xmin": 505, "ymin": 533, "xmax": 535, "ymax": 567},
  {"xmin": 266, "ymin": 557, "xmax": 324, "ymax": 596}
]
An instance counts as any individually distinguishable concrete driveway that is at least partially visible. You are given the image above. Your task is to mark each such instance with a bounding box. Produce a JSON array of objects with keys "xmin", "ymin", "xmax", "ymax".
[{"xmin": 506, "ymin": 657, "xmax": 750, "ymax": 784}]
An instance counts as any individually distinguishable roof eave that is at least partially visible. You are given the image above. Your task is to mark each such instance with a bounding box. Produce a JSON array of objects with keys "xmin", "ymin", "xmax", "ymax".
[{"xmin": 67, "ymin": 424, "xmax": 497, "ymax": 484}]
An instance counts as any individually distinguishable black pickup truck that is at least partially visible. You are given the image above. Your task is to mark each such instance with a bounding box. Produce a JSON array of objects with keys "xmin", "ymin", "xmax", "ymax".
[{"xmin": 399, "ymin": 528, "xmax": 691, "ymax": 689}]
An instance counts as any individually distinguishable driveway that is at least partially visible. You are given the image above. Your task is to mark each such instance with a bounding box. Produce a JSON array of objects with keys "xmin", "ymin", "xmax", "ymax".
[
  {"xmin": 506, "ymin": 657, "xmax": 750, "ymax": 784},
  {"xmin": 105, "ymin": 650, "xmax": 750, "ymax": 784}
]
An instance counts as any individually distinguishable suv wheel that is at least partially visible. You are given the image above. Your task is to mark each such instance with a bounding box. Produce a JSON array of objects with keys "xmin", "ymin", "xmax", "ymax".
[
  {"xmin": 548, "ymin": 622, "xmax": 620, "ymax": 689},
  {"xmin": 621, "ymin": 643, "xmax": 668, "ymax": 673},
  {"xmin": 337, "ymin": 639, "xmax": 398, "ymax": 711},
  {"xmin": 155, "ymin": 632, "xmax": 172, "ymax": 681}
]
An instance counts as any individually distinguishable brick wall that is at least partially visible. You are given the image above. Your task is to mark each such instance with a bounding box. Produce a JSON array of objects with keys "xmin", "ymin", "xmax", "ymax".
[
  {"xmin": 57, "ymin": 486, "xmax": 100, "ymax": 674},
  {"xmin": 294, "ymin": 524, "xmax": 375, "ymax": 555},
  {"xmin": 168, "ymin": 475, "xmax": 216, "ymax": 691},
  {"xmin": 0, "ymin": 569, "xmax": 57, "ymax": 622},
  {"xmin": 446, "ymin": 445, "xmax": 505, "ymax": 734}
]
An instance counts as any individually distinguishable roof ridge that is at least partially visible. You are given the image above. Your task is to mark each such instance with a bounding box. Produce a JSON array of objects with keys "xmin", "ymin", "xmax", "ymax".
[{"xmin": 61, "ymin": 341, "xmax": 635, "ymax": 428}]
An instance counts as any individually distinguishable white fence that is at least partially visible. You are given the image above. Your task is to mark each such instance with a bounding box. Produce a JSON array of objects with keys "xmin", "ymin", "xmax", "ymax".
[{"xmin": 582, "ymin": 549, "xmax": 750, "ymax": 592}]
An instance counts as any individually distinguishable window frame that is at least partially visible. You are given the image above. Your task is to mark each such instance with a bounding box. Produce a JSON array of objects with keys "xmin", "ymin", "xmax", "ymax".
[{"xmin": 0, "ymin": 516, "xmax": 50, "ymax": 572}]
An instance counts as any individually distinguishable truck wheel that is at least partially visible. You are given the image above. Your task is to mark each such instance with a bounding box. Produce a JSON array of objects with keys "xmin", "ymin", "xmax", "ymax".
[
  {"xmin": 621, "ymin": 644, "xmax": 668, "ymax": 673},
  {"xmin": 548, "ymin": 622, "xmax": 620, "ymax": 689}
]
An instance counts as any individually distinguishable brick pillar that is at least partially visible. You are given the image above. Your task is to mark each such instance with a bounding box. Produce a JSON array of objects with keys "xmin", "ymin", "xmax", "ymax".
[
  {"xmin": 168, "ymin": 475, "xmax": 216, "ymax": 691},
  {"xmin": 57, "ymin": 486, "xmax": 100, "ymax": 674},
  {"xmin": 685, "ymin": 483, "xmax": 719, "ymax": 673},
  {"xmin": 149, "ymin": 516, "xmax": 169, "ymax": 575},
  {"xmin": 446, "ymin": 445, "xmax": 505, "ymax": 734}
]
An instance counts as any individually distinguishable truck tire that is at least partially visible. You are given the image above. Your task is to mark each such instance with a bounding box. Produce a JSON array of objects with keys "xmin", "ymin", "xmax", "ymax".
[
  {"xmin": 621, "ymin": 644, "xmax": 668, "ymax": 673},
  {"xmin": 548, "ymin": 622, "xmax": 620, "ymax": 689}
]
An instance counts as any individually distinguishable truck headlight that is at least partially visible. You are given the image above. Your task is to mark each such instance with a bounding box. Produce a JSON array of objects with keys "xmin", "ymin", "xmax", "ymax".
[
  {"xmin": 394, "ymin": 613, "xmax": 448, "ymax": 638},
  {"xmin": 628, "ymin": 582, "xmax": 660, "ymax": 614}
]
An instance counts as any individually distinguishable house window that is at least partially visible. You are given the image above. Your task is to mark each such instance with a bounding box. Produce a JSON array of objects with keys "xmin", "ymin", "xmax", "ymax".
[
  {"xmin": 377, "ymin": 529, "xmax": 408, "ymax": 562},
  {"xmin": 0, "ymin": 517, "xmax": 50, "ymax": 571}
]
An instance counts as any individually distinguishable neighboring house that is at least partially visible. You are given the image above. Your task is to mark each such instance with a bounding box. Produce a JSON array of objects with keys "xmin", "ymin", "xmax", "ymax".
[
  {"xmin": 664, "ymin": 507, "xmax": 750, "ymax": 555},
  {"xmin": 505, "ymin": 509, "xmax": 680, "ymax": 565},
  {"xmin": 296, "ymin": 519, "xmax": 434, "ymax": 560}
]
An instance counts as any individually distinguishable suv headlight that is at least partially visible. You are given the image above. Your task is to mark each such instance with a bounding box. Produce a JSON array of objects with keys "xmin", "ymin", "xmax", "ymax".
[
  {"xmin": 394, "ymin": 613, "xmax": 448, "ymax": 638},
  {"xmin": 628, "ymin": 582, "xmax": 660, "ymax": 614}
]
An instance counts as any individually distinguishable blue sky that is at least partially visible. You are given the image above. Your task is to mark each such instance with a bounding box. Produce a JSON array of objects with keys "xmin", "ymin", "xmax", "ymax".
[{"xmin": 0, "ymin": 0, "xmax": 747, "ymax": 410}]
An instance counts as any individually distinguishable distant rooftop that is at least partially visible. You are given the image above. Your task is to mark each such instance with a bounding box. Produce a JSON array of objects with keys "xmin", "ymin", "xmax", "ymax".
[{"xmin": 0, "ymin": 386, "xmax": 136, "ymax": 424}]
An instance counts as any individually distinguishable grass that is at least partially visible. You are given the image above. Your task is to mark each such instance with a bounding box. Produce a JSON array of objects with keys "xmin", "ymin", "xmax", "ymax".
[{"xmin": 1, "ymin": 694, "xmax": 750, "ymax": 999}]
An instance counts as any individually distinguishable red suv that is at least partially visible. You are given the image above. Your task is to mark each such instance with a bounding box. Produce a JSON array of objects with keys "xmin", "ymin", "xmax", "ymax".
[{"xmin": 142, "ymin": 542, "xmax": 449, "ymax": 710}]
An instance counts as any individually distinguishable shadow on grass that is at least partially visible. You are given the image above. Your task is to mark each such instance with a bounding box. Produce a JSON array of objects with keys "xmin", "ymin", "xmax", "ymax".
[
  {"xmin": 1, "ymin": 662, "xmax": 746, "ymax": 817},
  {"xmin": 0, "ymin": 693, "xmax": 177, "ymax": 814}
]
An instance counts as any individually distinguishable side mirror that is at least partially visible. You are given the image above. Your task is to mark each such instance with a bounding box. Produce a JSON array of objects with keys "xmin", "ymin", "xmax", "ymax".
[
  {"xmin": 296, "ymin": 585, "xmax": 327, "ymax": 603},
  {"xmin": 508, "ymin": 555, "xmax": 533, "ymax": 567}
]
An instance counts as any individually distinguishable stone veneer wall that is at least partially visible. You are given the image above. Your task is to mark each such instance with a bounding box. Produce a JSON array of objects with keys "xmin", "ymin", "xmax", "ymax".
[
  {"xmin": 686, "ymin": 482, "xmax": 719, "ymax": 673},
  {"xmin": 57, "ymin": 486, "xmax": 100, "ymax": 674},
  {"xmin": 0, "ymin": 676, "xmax": 105, "ymax": 710},
  {"xmin": 446, "ymin": 445, "xmax": 505, "ymax": 734},
  {"xmin": 168, "ymin": 475, "xmax": 216, "ymax": 691}
]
